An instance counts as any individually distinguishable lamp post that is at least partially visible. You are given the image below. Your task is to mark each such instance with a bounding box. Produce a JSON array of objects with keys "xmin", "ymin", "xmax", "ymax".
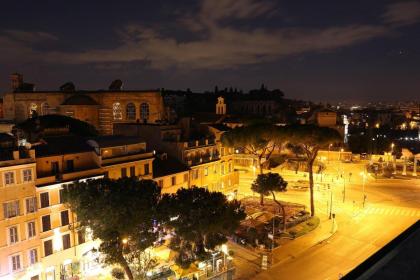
[
  {"xmin": 328, "ymin": 184, "xmax": 333, "ymax": 219},
  {"xmin": 360, "ymin": 172, "xmax": 367, "ymax": 208},
  {"xmin": 328, "ymin": 143, "xmax": 332, "ymax": 163}
]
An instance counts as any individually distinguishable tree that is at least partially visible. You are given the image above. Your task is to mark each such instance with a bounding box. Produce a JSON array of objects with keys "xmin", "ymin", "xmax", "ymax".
[
  {"xmin": 62, "ymin": 177, "xmax": 162, "ymax": 280},
  {"xmin": 222, "ymin": 124, "xmax": 285, "ymax": 204},
  {"xmin": 284, "ymin": 125, "xmax": 341, "ymax": 217},
  {"xmin": 162, "ymin": 187, "xmax": 246, "ymax": 267},
  {"xmin": 251, "ymin": 173, "xmax": 288, "ymax": 231}
]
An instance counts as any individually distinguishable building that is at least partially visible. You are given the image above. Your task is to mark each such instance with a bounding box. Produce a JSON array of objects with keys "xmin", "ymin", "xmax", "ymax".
[
  {"xmin": 0, "ymin": 133, "xmax": 159, "ymax": 280},
  {"xmin": 114, "ymin": 121, "xmax": 239, "ymax": 198},
  {"xmin": 0, "ymin": 143, "xmax": 37, "ymax": 279},
  {"xmin": 2, "ymin": 74, "xmax": 166, "ymax": 135}
]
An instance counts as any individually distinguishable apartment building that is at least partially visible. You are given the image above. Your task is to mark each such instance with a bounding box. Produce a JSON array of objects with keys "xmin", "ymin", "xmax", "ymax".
[
  {"xmin": 0, "ymin": 137, "xmax": 38, "ymax": 279},
  {"xmin": 114, "ymin": 121, "xmax": 239, "ymax": 199},
  {"xmin": 0, "ymin": 134, "xmax": 157, "ymax": 280}
]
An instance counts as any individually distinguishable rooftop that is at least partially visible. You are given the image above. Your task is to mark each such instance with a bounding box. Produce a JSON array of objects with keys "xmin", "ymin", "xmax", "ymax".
[
  {"xmin": 62, "ymin": 94, "xmax": 99, "ymax": 106},
  {"xmin": 153, "ymin": 155, "xmax": 189, "ymax": 178},
  {"xmin": 34, "ymin": 136, "xmax": 94, "ymax": 157},
  {"xmin": 91, "ymin": 135, "xmax": 145, "ymax": 148}
]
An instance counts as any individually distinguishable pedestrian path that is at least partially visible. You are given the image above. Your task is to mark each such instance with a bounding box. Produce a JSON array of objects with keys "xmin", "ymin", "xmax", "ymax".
[{"xmin": 363, "ymin": 206, "xmax": 420, "ymax": 217}]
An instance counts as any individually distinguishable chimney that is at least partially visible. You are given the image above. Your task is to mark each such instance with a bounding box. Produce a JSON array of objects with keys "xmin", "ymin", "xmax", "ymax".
[{"xmin": 10, "ymin": 73, "xmax": 23, "ymax": 91}]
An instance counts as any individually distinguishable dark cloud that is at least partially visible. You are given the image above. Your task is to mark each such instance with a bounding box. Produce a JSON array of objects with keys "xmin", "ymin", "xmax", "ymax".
[{"xmin": 383, "ymin": 1, "xmax": 420, "ymax": 26}]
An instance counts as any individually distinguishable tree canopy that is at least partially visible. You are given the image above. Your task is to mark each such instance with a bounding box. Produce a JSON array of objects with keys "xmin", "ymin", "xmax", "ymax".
[
  {"xmin": 283, "ymin": 125, "xmax": 341, "ymax": 216},
  {"xmin": 62, "ymin": 177, "xmax": 161, "ymax": 280},
  {"xmin": 161, "ymin": 187, "xmax": 246, "ymax": 266},
  {"xmin": 221, "ymin": 124, "xmax": 285, "ymax": 173}
]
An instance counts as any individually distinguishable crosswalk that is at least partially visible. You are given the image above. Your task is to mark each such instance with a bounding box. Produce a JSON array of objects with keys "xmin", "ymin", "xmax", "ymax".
[{"xmin": 363, "ymin": 206, "xmax": 420, "ymax": 217}]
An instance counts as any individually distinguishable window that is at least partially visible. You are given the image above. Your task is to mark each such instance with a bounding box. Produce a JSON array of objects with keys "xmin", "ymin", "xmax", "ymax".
[
  {"xmin": 40, "ymin": 193, "xmax": 49, "ymax": 208},
  {"xmin": 144, "ymin": 163, "xmax": 149, "ymax": 175},
  {"xmin": 121, "ymin": 167, "xmax": 127, "ymax": 178},
  {"xmin": 204, "ymin": 167, "xmax": 208, "ymax": 176},
  {"xmin": 41, "ymin": 102, "xmax": 49, "ymax": 115},
  {"xmin": 192, "ymin": 169, "xmax": 199, "ymax": 180},
  {"xmin": 140, "ymin": 103, "xmax": 149, "ymax": 121},
  {"xmin": 29, "ymin": 103, "xmax": 38, "ymax": 118},
  {"xmin": 59, "ymin": 189, "xmax": 65, "ymax": 204},
  {"xmin": 44, "ymin": 240, "xmax": 53, "ymax": 256},
  {"xmin": 9, "ymin": 226, "xmax": 19, "ymax": 244},
  {"xmin": 228, "ymin": 162, "xmax": 232, "ymax": 173},
  {"xmin": 183, "ymin": 173, "xmax": 188, "ymax": 183},
  {"xmin": 61, "ymin": 210, "xmax": 69, "ymax": 226},
  {"xmin": 42, "ymin": 215, "xmax": 51, "ymax": 232},
  {"xmin": 29, "ymin": 248, "xmax": 38, "ymax": 265},
  {"xmin": 130, "ymin": 166, "xmax": 135, "ymax": 177},
  {"xmin": 126, "ymin": 103, "xmax": 136, "ymax": 120},
  {"xmin": 113, "ymin": 102, "xmax": 122, "ymax": 120},
  {"xmin": 221, "ymin": 163, "xmax": 225, "ymax": 175},
  {"xmin": 4, "ymin": 171, "xmax": 15, "ymax": 185},
  {"xmin": 3, "ymin": 200, "xmax": 20, "ymax": 218},
  {"xmin": 66, "ymin": 160, "xmax": 74, "ymax": 172},
  {"xmin": 157, "ymin": 180, "xmax": 163, "ymax": 188},
  {"xmin": 171, "ymin": 176, "xmax": 176, "ymax": 186},
  {"xmin": 23, "ymin": 169, "xmax": 32, "ymax": 182},
  {"xmin": 77, "ymin": 230, "xmax": 86, "ymax": 245},
  {"xmin": 27, "ymin": 221, "xmax": 36, "ymax": 238},
  {"xmin": 11, "ymin": 254, "xmax": 21, "ymax": 271},
  {"xmin": 51, "ymin": 161, "xmax": 59, "ymax": 175},
  {"xmin": 62, "ymin": 234, "xmax": 71, "ymax": 250},
  {"xmin": 26, "ymin": 197, "xmax": 37, "ymax": 213}
]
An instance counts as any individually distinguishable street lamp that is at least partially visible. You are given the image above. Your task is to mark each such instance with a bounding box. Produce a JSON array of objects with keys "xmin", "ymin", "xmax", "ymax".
[
  {"xmin": 359, "ymin": 171, "xmax": 367, "ymax": 208},
  {"xmin": 328, "ymin": 143, "xmax": 332, "ymax": 163}
]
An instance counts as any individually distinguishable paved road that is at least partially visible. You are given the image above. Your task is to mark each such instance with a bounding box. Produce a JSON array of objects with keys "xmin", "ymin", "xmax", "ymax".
[{"xmin": 234, "ymin": 162, "xmax": 420, "ymax": 280}]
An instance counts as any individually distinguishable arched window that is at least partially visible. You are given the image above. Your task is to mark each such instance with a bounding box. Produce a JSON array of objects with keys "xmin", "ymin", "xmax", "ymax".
[
  {"xmin": 140, "ymin": 103, "xmax": 149, "ymax": 121},
  {"xmin": 28, "ymin": 103, "xmax": 38, "ymax": 118},
  {"xmin": 41, "ymin": 102, "xmax": 49, "ymax": 115},
  {"xmin": 126, "ymin": 103, "xmax": 136, "ymax": 120},
  {"xmin": 113, "ymin": 102, "xmax": 122, "ymax": 120}
]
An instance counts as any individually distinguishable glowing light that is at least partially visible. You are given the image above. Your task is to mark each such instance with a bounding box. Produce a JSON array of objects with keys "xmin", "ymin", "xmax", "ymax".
[
  {"xmin": 53, "ymin": 228, "xmax": 63, "ymax": 251},
  {"xmin": 221, "ymin": 244, "xmax": 228, "ymax": 255},
  {"xmin": 122, "ymin": 238, "xmax": 128, "ymax": 245}
]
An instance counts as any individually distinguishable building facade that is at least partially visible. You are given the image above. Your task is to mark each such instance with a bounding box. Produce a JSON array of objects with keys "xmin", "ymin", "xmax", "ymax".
[{"xmin": 2, "ymin": 89, "xmax": 166, "ymax": 135}]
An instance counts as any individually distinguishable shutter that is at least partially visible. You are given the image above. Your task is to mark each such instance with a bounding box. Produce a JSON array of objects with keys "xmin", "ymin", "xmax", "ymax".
[
  {"xmin": 16, "ymin": 201, "xmax": 20, "ymax": 216},
  {"xmin": 34, "ymin": 197, "xmax": 38, "ymax": 211},
  {"xmin": 3, "ymin": 203, "xmax": 7, "ymax": 218},
  {"xmin": 26, "ymin": 199, "xmax": 29, "ymax": 213}
]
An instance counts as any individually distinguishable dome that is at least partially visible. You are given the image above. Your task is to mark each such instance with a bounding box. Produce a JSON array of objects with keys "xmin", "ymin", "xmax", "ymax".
[{"xmin": 62, "ymin": 94, "xmax": 99, "ymax": 106}]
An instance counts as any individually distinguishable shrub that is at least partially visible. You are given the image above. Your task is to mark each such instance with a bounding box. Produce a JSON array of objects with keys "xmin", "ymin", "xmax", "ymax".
[{"xmin": 111, "ymin": 268, "xmax": 125, "ymax": 280}]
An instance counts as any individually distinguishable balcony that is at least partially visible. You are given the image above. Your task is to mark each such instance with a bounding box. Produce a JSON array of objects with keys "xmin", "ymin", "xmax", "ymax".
[{"xmin": 185, "ymin": 138, "xmax": 216, "ymax": 149}]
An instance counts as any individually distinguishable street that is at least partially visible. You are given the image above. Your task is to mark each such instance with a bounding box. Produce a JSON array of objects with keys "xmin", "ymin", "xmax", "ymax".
[{"xmin": 233, "ymin": 161, "xmax": 420, "ymax": 279}]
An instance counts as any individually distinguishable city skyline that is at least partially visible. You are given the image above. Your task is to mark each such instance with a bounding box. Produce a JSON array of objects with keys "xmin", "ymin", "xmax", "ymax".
[{"xmin": 1, "ymin": 0, "xmax": 420, "ymax": 102}]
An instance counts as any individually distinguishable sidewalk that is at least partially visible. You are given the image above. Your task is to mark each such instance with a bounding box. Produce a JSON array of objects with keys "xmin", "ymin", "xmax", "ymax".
[{"xmin": 271, "ymin": 216, "xmax": 337, "ymax": 267}]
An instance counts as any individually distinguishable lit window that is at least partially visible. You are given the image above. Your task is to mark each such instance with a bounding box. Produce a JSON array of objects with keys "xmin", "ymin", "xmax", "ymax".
[
  {"xmin": 112, "ymin": 102, "xmax": 122, "ymax": 120},
  {"xmin": 26, "ymin": 197, "xmax": 37, "ymax": 213},
  {"xmin": 9, "ymin": 226, "xmax": 19, "ymax": 244},
  {"xmin": 204, "ymin": 167, "xmax": 208, "ymax": 176},
  {"xmin": 4, "ymin": 171, "xmax": 15, "ymax": 185},
  {"xmin": 29, "ymin": 248, "xmax": 38, "ymax": 265},
  {"xmin": 27, "ymin": 221, "xmax": 36, "ymax": 238},
  {"xmin": 29, "ymin": 103, "xmax": 38, "ymax": 118},
  {"xmin": 3, "ymin": 201, "xmax": 20, "ymax": 218},
  {"xmin": 11, "ymin": 254, "xmax": 21, "ymax": 271},
  {"xmin": 23, "ymin": 169, "xmax": 32, "ymax": 182}
]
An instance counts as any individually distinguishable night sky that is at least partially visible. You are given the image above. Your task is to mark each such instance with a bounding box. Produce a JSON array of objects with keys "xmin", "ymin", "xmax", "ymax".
[{"xmin": 1, "ymin": 0, "xmax": 419, "ymax": 102}]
